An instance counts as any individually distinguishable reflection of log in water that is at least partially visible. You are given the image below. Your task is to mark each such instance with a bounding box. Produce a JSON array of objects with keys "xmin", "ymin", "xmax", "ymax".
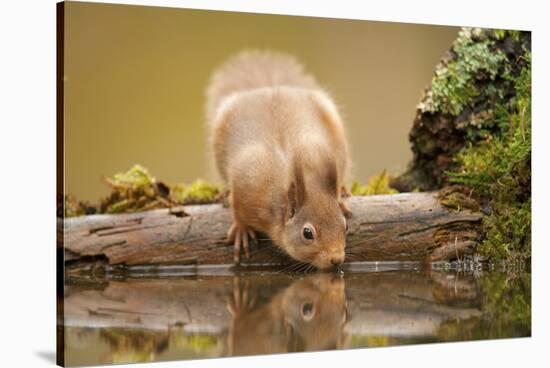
[
  {"xmin": 64, "ymin": 271, "xmax": 483, "ymax": 342},
  {"xmin": 63, "ymin": 270, "xmax": 531, "ymax": 365},
  {"xmin": 344, "ymin": 272, "xmax": 482, "ymax": 337},
  {"xmin": 62, "ymin": 192, "xmax": 482, "ymax": 270}
]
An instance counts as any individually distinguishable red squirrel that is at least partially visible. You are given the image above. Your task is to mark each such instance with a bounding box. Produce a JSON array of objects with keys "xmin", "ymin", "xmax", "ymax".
[{"xmin": 206, "ymin": 51, "xmax": 352, "ymax": 270}]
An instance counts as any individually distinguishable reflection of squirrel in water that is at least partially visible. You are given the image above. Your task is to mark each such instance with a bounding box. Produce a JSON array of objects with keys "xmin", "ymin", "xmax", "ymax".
[
  {"xmin": 206, "ymin": 51, "xmax": 352, "ymax": 269},
  {"xmin": 226, "ymin": 274, "xmax": 349, "ymax": 355}
]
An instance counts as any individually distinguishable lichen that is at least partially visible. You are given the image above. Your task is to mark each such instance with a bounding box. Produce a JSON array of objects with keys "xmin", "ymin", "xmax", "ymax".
[
  {"xmin": 448, "ymin": 52, "xmax": 531, "ymax": 261},
  {"xmin": 351, "ymin": 170, "xmax": 399, "ymax": 196},
  {"xmin": 420, "ymin": 27, "xmax": 508, "ymax": 117}
]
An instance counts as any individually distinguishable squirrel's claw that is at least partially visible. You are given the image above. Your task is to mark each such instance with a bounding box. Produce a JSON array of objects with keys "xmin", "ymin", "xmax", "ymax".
[
  {"xmin": 227, "ymin": 222, "xmax": 255, "ymax": 264},
  {"xmin": 242, "ymin": 231, "xmax": 250, "ymax": 259},
  {"xmin": 234, "ymin": 230, "xmax": 242, "ymax": 264},
  {"xmin": 247, "ymin": 229, "xmax": 257, "ymax": 244},
  {"xmin": 227, "ymin": 223, "xmax": 237, "ymax": 244}
]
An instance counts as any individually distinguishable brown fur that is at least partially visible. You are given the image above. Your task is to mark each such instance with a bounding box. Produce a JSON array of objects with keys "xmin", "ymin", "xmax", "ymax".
[{"xmin": 206, "ymin": 50, "xmax": 351, "ymax": 270}]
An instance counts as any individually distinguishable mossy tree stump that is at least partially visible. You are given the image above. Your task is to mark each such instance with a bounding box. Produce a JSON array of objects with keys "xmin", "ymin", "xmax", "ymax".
[{"xmin": 392, "ymin": 29, "xmax": 531, "ymax": 192}]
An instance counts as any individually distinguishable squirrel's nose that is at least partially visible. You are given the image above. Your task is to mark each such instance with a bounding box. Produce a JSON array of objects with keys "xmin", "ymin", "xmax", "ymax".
[{"xmin": 330, "ymin": 256, "xmax": 344, "ymax": 267}]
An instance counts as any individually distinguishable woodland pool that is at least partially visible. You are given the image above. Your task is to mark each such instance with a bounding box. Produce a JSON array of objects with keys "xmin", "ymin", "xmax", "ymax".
[{"xmin": 61, "ymin": 262, "xmax": 531, "ymax": 366}]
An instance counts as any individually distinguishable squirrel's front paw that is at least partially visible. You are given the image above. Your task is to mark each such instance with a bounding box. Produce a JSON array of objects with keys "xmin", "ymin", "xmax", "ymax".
[{"xmin": 227, "ymin": 222, "xmax": 257, "ymax": 264}]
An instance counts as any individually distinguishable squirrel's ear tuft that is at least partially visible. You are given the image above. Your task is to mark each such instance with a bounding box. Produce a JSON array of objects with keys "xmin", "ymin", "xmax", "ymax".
[
  {"xmin": 294, "ymin": 163, "xmax": 306, "ymax": 205},
  {"xmin": 339, "ymin": 200, "xmax": 353, "ymax": 219},
  {"xmin": 287, "ymin": 182, "xmax": 297, "ymax": 218},
  {"xmin": 324, "ymin": 159, "xmax": 339, "ymax": 197},
  {"xmin": 287, "ymin": 163, "xmax": 306, "ymax": 216}
]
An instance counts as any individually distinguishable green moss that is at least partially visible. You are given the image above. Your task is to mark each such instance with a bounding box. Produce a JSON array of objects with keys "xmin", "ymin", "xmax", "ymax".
[
  {"xmin": 110, "ymin": 164, "xmax": 155, "ymax": 188},
  {"xmin": 448, "ymin": 52, "xmax": 531, "ymax": 261},
  {"xmin": 101, "ymin": 167, "xmax": 222, "ymax": 212},
  {"xmin": 63, "ymin": 194, "xmax": 96, "ymax": 217},
  {"xmin": 493, "ymin": 29, "xmax": 521, "ymax": 41},
  {"xmin": 419, "ymin": 28, "xmax": 508, "ymax": 117},
  {"xmin": 351, "ymin": 170, "xmax": 399, "ymax": 196},
  {"xmin": 170, "ymin": 179, "xmax": 221, "ymax": 205},
  {"xmin": 100, "ymin": 164, "xmax": 168, "ymax": 214},
  {"xmin": 62, "ymin": 165, "xmax": 222, "ymax": 217},
  {"xmin": 437, "ymin": 185, "xmax": 480, "ymax": 213},
  {"xmin": 481, "ymin": 200, "xmax": 531, "ymax": 259}
]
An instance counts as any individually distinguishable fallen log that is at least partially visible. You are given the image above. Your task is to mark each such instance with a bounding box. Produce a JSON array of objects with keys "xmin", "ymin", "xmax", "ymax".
[{"xmin": 61, "ymin": 192, "xmax": 482, "ymax": 269}]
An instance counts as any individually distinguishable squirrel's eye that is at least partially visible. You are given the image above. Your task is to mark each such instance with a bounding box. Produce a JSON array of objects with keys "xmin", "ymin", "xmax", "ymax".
[
  {"xmin": 303, "ymin": 227, "xmax": 314, "ymax": 240},
  {"xmin": 301, "ymin": 223, "xmax": 316, "ymax": 244},
  {"xmin": 302, "ymin": 302, "xmax": 314, "ymax": 317}
]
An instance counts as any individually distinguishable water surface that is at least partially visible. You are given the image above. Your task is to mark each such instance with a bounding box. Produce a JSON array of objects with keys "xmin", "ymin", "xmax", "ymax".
[{"xmin": 63, "ymin": 264, "xmax": 530, "ymax": 366}]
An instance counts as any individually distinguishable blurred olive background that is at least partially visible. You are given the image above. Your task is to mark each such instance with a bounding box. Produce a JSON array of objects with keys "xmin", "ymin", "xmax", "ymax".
[{"xmin": 64, "ymin": 2, "xmax": 459, "ymax": 201}]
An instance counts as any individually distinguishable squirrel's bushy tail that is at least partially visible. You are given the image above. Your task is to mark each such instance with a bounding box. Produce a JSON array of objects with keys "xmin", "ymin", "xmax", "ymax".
[{"xmin": 206, "ymin": 50, "xmax": 319, "ymax": 123}]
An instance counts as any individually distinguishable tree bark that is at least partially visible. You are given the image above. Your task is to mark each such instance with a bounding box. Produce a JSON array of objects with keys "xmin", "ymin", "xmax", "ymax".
[{"xmin": 62, "ymin": 192, "xmax": 482, "ymax": 269}]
